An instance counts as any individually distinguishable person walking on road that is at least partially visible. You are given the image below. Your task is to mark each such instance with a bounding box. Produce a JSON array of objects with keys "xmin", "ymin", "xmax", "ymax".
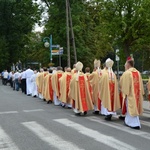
[
  {"xmin": 14, "ymin": 70, "xmax": 21, "ymax": 91},
  {"xmin": 120, "ymin": 56, "xmax": 144, "ymax": 129},
  {"xmin": 25, "ymin": 66, "xmax": 34, "ymax": 96},
  {"xmin": 3, "ymin": 70, "xmax": 8, "ymax": 85}
]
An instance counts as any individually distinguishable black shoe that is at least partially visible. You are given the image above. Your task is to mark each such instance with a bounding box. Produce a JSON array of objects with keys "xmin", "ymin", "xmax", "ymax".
[
  {"xmin": 124, "ymin": 122, "xmax": 140, "ymax": 130},
  {"xmin": 75, "ymin": 113, "xmax": 81, "ymax": 116},
  {"xmin": 43, "ymin": 99, "xmax": 46, "ymax": 101},
  {"xmin": 61, "ymin": 104, "xmax": 66, "ymax": 108},
  {"xmin": 131, "ymin": 126, "xmax": 140, "ymax": 130},
  {"xmin": 33, "ymin": 95, "xmax": 37, "ymax": 98},
  {"xmin": 93, "ymin": 111, "xmax": 99, "ymax": 115},
  {"xmin": 27, "ymin": 94, "xmax": 31, "ymax": 96},
  {"xmin": 105, "ymin": 115, "xmax": 112, "ymax": 121},
  {"xmin": 119, "ymin": 116, "xmax": 125, "ymax": 121},
  {"xmin": 67, "ymin": 107, "xmax": 72, "ymax": 109},
  {"xmin": 47, "ymin": 100, "xmax": 52, "ymax": 104},
  {"xmin": 84, "ymin": 111, "xmax": 87, "ymax": 115}
]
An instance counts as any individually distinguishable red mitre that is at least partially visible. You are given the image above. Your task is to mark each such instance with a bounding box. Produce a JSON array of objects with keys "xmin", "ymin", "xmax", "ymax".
[{"xmin": 126, "ymin": 56, "xmax": 134, "ymax": 61}]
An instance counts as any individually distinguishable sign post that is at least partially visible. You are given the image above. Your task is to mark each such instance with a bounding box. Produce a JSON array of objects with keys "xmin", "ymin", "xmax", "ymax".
[{"xmin": 43, "ymin": 35, "xmax": 64, "ymax": 65}]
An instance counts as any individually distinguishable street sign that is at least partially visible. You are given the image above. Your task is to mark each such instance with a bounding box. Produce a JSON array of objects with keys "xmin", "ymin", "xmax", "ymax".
[
  {"xmin": 52, "ymin": 45, "xmax": 60, "ymax": 48},
  {"xmin": 116, "ymin": 49, "xmax": 120, "ymax": 61},
  {"xmin": 52, "ymin": 50, "xmax": 59, "ymax": 53},
  {"xmin": 59, "ymin": 47, "xmax": 63, "ymax": 55},
  {"xmin": 51, "ymin": 47, "xmax": 64, "ymax": 56}
]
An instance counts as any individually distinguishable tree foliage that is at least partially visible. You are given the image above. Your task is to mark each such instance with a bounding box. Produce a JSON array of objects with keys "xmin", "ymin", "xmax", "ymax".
[
  {"xmin": 42, "ymin": 0, "xmax": 113, "ymax": 68},
  {"xmin": 0, "ymin": 0, "xmax": 41, "ymax": 71},
  {"xmin": 1, "ymin": 0, "xmax": 150, "ymax": 71},
  {"xmin": 100, "ymin": 0, "xmax": 150, "ymax": 69},
  {"xmin": 42, "ymin": 0, "xmax": 150, "ymax": 70}
]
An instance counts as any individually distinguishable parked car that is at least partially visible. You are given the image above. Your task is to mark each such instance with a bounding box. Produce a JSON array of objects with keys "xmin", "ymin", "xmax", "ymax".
[{"xmin": 142, "ymin": 71, "xmax": 150, "ymax": 75}]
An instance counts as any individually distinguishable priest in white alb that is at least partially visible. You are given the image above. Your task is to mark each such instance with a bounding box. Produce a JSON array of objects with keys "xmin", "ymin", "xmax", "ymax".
[
  {"xmin": 69, "ymin": 62, "xmax": 94, "ymax": 115},
  {"xmin": 99, "ymin": 58, "xmax": 120, "ymax": 120},
  {"xmin": 25, "ymin": 66, "xmax": 34, "ymax": 96},
  {"xmin": 59, "ymin": 67, "xmax": 72, "ymax": 108},
  {"xmin": 120, "ymin": 56, "xmax": 144, "ymax": 129},
  {"xmin": 89, "ymin": 59, "xmax": 102, "ymax": 114},
  {"xmin": 36, "ymin": 68, "xmax": 48, "ymax": 100},
  {"xmin": 30, "ymin": 70, "xmax": 38, "ymax": 97},
  {"xmin": 51, "ymin": 66, "xmax": 64, "ymax": 106}
]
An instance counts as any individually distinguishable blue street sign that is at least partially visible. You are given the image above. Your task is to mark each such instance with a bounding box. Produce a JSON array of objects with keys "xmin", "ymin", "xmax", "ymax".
[{"xmin": 52, "ymin": 45, "xmax": 60, "ymax": 48}]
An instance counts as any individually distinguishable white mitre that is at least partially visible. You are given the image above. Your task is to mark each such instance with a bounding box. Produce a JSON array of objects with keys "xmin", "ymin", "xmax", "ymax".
[
  {"xmin": 94, "ymin": 59, "xmax": 101, "ymax": 68},
  {"xmin": 105, "ymin": 58, "xmax": 114, "ymax": 79},
  {"xmin": 94, "ymin": 59, "xmax": 101, "ymax": 76},
  {"xmin": 76, "ymin": 61, "xmax": 83, "ymax": 81},
  {"xmin": 106, "ymin": 58, "xmax": 114, "ymax": 68},
  {"xmin": 76, "ymin": 61, "xmax": 83, "ymax": 71}
]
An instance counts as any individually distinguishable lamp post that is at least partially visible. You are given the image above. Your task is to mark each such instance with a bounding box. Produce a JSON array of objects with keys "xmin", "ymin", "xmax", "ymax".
[
  {"xmin": 43, "ymin": 35, "xmax": 53, "ymax": 63},
  {"xmin": 116, "ymin": 49, "xmax": 120, "ymax": 79}
]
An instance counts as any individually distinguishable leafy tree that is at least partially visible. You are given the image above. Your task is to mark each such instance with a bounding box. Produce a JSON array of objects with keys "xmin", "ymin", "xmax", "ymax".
[
  {"xmin": 0, "ymin": 0, "xmax": 41, "ymax": 71},
  {"xmin": 99, "ymin": 0, "xmax": 150, "ymax": 57},
  {"xmin": 42, "ymin": 0, "xmax": 112, "ymax": 68}
]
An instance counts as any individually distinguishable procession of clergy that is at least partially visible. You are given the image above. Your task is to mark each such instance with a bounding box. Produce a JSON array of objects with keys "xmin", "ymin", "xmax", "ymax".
[{"xmin": 23, "ymin": 56, "xmax": 149, "ymax": 130}]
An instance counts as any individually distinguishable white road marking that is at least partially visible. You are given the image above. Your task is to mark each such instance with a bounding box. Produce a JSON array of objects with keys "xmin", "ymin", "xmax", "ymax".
[
  {"xmin": 85, "ymin": 116, "xmax": 150, "ymax": 140},
  {"xmin": 55, "ymin": 118, "xmax": 137, "ymax": 150},
  {"xmin": 141, "ymin": 120, "xmax": 150, "ymax": 127},
  {"xmin": 144, "ymin": 110, "xmax": 150, "ymax": 114},
  {"xmin": 22, "ymin": 109, "xmax": 44, "ymax": 113},
  {"xmin": 0, "ymin": 111, "xmax": 18, "ymax": 115},
  {"xmin": 0, "ymin": 126, "xmax": 20, "ymax": 150},
  {"xmin": 142, "ymin": 112, "xmax": 150, "ymax": 118},
  {"xmin": 70, "ymin": 115, "xmax": 77, "ymax": 118},
  {"xmin": 22, "ymin": 121, "xmax": 84, "ymax": 150}
]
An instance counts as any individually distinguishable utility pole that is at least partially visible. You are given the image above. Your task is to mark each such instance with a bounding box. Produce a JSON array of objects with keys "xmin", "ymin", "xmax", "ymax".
[
  {"xmin": 66, "ymin": 0, "xmax": 71, "ymax": 67},
  {"xmin": 68, "ymin": 0, "xmax": 77, "ymax": 64}
]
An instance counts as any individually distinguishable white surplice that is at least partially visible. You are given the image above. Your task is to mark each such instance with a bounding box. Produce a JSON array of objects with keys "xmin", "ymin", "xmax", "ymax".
[
  {"xmin": 30, "ymin": 73, "xmax": 38, "ymax": 97},
  {"xmin": 25, "ymin": 69, "xmax": 34, "ymax": 95}
]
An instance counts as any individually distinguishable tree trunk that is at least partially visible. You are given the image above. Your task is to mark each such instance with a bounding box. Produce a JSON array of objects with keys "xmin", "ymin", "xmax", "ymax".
[
  {"xmin": 68, "ymin": 0, "xmax": 77, "ymax": 64},
  {"xmin": 66, "ymin": 0, "xmax": 70, "ymax": 67},
  {"xmin": 123, "ymin": 40, "xmax": 130, "ymax": 57}
]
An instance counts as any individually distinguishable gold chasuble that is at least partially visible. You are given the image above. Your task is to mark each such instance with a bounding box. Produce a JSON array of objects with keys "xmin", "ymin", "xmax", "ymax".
[
  {"xmin": 89, "ymin": 70, "xmax": 102, "ymax": 110},
  {"xmin": 99, "ymin": 69, "xmax": 120, "ymax": 112},
  {"xmin": 147, "ymin": 79, "xmax": 150, "ymax": 101},
  {"xmin": 41, "ymin": 72, "xmax": 49, "ymax": 97},
  {"xmin": 69, "ymin": 72, "xmax": 94, "ymax": 113},
  {"xmin": 43, "ymin": 74, "xmax": 53, "ymax": 102},
  {"xmin": 36, "ymin": 72, "xmax": 48, "ymax": 95},
  {"xmin": 59, "ymin": 72, "xmax": 72, "ymax": 104},
  {"xmin": 71, "ymin": 68, "xmax": 77, "ymax": 75},
  {"xmin": 51, "ymin": 71, "xmax": 64, "ymax": 99},
  {"xmin": 36, "ymin": 72, "xmax": 43, "ymax": 94},
  {"xmin": 120, "ymin": 68, "xmax": 144, "ymax": 116}
]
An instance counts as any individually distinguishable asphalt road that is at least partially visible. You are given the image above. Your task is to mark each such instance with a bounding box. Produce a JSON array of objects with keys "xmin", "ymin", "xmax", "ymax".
[{"xmin": 0, "ymin": 82, "xmax": 150, "ymax": 150}]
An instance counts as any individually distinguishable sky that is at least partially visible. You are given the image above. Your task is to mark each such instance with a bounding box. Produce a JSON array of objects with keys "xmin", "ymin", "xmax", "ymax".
[
  {"xmin": 34, "ymin": 24, "xmax": 44, "ymax": 32},
  {"xmin": 33, "ymin": 0, "xmax": 48, "ymax": 32}
]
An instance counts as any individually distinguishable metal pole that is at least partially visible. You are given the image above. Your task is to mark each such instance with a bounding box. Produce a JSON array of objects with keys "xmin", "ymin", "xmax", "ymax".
[
  {"xmin": 68, "ymin": 0, "xmax": 77, "ymax": 63},
  {"xmin": 59, "ymin": 46, "xmax": 61, "ymax": 66},
  {"xmin": 66, "ymin": 0, "xmax": 70, "ymax": 67},
  {"xmin": 50, "ymin": 35, "xmax": 53, "ymax": 63},
  {"xmin": 117, "ymin": 60, "xmax": 119, "ymax": 79},
  {"xmin": 59, "ymin": 55, "xmax": 61, "ymax": 66}
]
